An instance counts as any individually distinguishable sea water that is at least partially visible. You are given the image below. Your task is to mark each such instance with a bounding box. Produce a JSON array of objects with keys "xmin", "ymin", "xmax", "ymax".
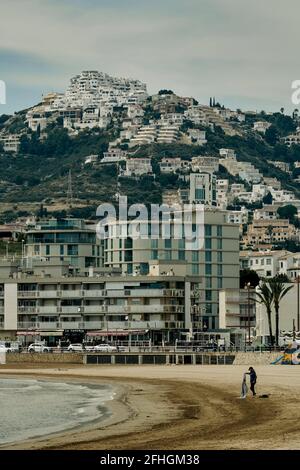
[{"xmin": 0, "ymin": 378, "xmax": 114, "ymax": 445}]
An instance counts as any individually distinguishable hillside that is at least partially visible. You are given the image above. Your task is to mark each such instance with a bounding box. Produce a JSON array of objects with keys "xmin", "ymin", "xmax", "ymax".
[{"xmin": 0, "ymin": 74, "xmax": 299, "ymax": 222}]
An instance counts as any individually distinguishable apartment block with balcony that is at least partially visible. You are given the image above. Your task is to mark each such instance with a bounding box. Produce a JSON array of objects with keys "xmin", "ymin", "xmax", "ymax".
[
  {"xmin": 24, "ymin": 218, "xmax": 103, "ymax": 272},
  {"xmin": 242, "ymin": 219, "xmax": 297, "ymax": 248},
  {"xmin": 0, "ymin": 273, "xmax": 198, "ymax": 345}
]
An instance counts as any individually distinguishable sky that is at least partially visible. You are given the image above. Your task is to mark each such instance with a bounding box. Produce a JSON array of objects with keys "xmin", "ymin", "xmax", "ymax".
[{"xmin": 0, "ymin": 0, "xmax": 299, "ymax": 115}]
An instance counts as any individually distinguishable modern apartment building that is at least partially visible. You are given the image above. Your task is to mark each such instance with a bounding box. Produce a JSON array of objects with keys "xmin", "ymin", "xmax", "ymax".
[
  {"xmin": 189, "ymin": 172, "xmax": 217, "ymax": 206},
  {"xmin": 24, "ymin": 219, "xmax": 103, "ymax": 272},
  {"xmin": 103, "ymin": 209, "xmax": 240, "ymax": 330}
]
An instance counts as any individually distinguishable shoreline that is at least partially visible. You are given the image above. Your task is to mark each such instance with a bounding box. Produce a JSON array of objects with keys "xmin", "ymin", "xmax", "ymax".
[
  {"xmin": 1, "ymin": 364, "xmax": 300, "ymax": 450},
  {"xmin": 0, "ymin": 375, "xmax": 128, "ymax": 450}
]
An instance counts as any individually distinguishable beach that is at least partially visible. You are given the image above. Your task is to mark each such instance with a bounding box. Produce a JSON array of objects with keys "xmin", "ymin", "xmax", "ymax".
[{"xmin": 0, "ymin": 364, "xmax": 300, "ymax": 450}]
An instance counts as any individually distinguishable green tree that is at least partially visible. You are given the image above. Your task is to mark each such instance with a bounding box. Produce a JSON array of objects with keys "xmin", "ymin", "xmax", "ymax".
[
  {"xmin": 262, "ymin": 192, "xmax": 273, "ymax": 205},
  {"xmin": 255, "ymin": 281, "xmax": 274, "ymax": 346},
  {"xmin": 277, "ymin": 205, "xmax": 297, "ymax": 223},
  {"xmin": 265, "ymin": 126, "xmax": 279, "ymax": 146},
  {"xmin": 269, "ymin": 276, "xmax": 293, "ymax": 346},
  {"xmin": 240, "ymin": 269, "xmax": 260, "ymax": 289}
]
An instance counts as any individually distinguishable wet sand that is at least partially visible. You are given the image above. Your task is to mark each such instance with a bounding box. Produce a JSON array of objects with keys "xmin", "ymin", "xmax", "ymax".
[{"xmin": 0, "ymin": 364, "xmax": 300, "ymax": 450}]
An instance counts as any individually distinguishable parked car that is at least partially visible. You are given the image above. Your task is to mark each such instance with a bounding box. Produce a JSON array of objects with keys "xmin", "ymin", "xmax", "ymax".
[
  {"xmin": 28, "ymin": 342, "xmax": 50, "ymax": 353},
  {"xmin": 93, "ymin": 344, "xmax": 118, "ymax": 352},
  {"xmin": 0, "ymin": 344, "xmax": 13, "ymax": 353},
  {"xmin": 67, "ymin": 343, "xmax": 84, "ymax": 352}
]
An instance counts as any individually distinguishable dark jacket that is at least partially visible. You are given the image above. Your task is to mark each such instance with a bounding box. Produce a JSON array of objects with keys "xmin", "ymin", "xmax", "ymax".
[{"xmin": 248, "ymin": 370, "xmax": 257, "ymax": 383}]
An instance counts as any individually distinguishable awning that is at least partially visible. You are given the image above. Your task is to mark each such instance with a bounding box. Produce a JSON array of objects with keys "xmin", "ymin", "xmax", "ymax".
[
  {"xmin": 86, "ymin": 330, "xmax": 148, "ymax": 337},
  {"xmin": 39, "ymin": 331, "xmax": 64, "ymax": 337},
  {"xmin": 17, "ymin": 331, "xmax": 40, "ymax": 336}
]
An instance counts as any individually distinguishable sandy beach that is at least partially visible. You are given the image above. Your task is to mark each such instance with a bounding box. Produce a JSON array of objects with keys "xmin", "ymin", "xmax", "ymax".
[{"xmin": 0, "ymin": 363, "xmax": 300, "ymax": 450}]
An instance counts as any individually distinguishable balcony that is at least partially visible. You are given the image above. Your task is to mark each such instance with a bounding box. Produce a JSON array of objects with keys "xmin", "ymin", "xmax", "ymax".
[
  {"xmin": 84, "ymin": 306, "xmax": 108, "ymax": 314},
  {"xmin": 39, "ymin": 291, "xmax": 59, "ymax": 298},
  {"xmin": 106, "ymin": 304, "xmax": 184, "ymax": 314},
  {"xmin": 37, "ymin": 306, "xmax": 59, "ymax": 315},
  {"xmin": 82, "ymin": 321, "xmax": 104, "ymax": 329},
  {"xmin": 37, "ymin": 322, "xmax": 60, "ymax": 330},
  {"xmin": 59, "ymin": 306, "xmax": 83, "ymax": 314},
  {"xmin": 82, "ymin": 290, "xmax": 106, "ymax": 298},
  {"xmin": 18, "ymin": 291, "xmax": 38, "ymax": 298},
  {"xmin": 18, "ymin": 306, "xmax": 37, "ymax": 314},
  {"xmin": 60, "ymin": 290, "xmax": 83, "ymax": 298},
  {"xmin": 17, "ymin": 322, "xmax": 38, "ymax": 329},
  {"xmin": 59, "ymin": 321, "xmax": 84, "ymax": 330}
]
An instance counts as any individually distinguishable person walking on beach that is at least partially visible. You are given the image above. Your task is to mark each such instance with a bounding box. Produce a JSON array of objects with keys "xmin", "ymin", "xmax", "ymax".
[{"xmin": 247, "ymin": 367, "xmax": 257, "ymax": 396}]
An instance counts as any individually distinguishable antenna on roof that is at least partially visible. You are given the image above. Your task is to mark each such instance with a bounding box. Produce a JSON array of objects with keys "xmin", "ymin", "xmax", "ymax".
[{"xmin": 67, "ymin": 169, "xmax": 73, "ymax": 210}]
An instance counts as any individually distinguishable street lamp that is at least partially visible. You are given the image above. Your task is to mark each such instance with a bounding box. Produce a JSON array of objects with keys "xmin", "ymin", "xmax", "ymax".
[
  {"xmin": 102, "ymin": 301, "xmax": 108, "ymax": 344},
  {"xmin": 296, "ymin": 275, "xmax": 300, "ymax": 332},
  {"xmin": 244, "ymin": 282, "xmax": 252, "ymax": 346},
  {"xmin": 21, "ymin": 239, "xmax": 25, "ymax": 262}
]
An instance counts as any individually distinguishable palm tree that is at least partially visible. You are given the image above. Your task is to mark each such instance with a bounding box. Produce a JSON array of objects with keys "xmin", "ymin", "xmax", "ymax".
[
  {"xmin": 270, "ymin": 277, "xmax": 293, "ymax": 346},
  {"xmin": 255, "ymin": 281, "xmax": 274, "ymax": 346}
]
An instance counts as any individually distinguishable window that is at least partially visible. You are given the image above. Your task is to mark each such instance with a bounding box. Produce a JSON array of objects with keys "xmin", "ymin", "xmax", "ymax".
[
  {"xmin": 125, "ymin": 251, "xmax": 133, "ymax": 262},
  {"xmin": 206, "ymin": 277, "xmax": 212, "ymax": 288},
  {"xmin": 192, "ymin": 251, "xmax": 199, "ymax": 262},
  {"xmin": 205, "ymin": 290, "xmax": 212, "ymax": 301},
  {"xmin": 217, "ymin": 239, "xmax": 222, "ymax": 250},
  {"xmin": 195, "ymin": 188, "xmax": 205, "ymax": 200},
  {"xmin": 217, "ymin": 265, "xmax": 223, "ymax": 276},
  {"xmin": 205, "ymin": 225, "xmax": 212, "ymax": 237},
  {"xmin": 217, "ymin": 225, "xmax": 222, "ymax": 237},
  {"xmin": 266, "ymin": 259, "xmax": 271, "ymax": 265},
  {"xmin": 125, "ymin": 238, "xmax": 133, "ymax": 249},
  {"xmin": 205, "ymin": 238, "xmax": 212, "ymax": 250},
  {"xmin": 178, "ymin": 250, "xmax": 185, "ymax": 260},
  {"xmin": 192, "ymin": 264, "xmax": 199, "ymax": 275},
  {"xmin": 60, "ymin": 245, "xmax": 64, "ymax": 255},
  {"xmin": 67, "ymin": 245, "xmax": 78, "ymax": 256},
  {"xmin": 205, "ymin": 264, "xmax": 212, "ymax": 275},
  {"xmin": 205, "ymin": 251, "xmax": 212, "ymax": 263},
  {"xmin": 151, "ymin": 239, "xmax": 158, "ymax": 249},
  {"xmin": 217, "ymin": 252, "xmax": 223, "ymax": 263},
  {"xmin": 164, "ymin": 239, "xmax": 172, "ymax": 249},
  {"xmin": 46, "ymin": 245, "xmax": 50, "ymax": 256},
  {"xmin": 140, "ymin": 263, "xmax": 149, "ymax": 275},
  {"xmin": 151, "ymin": 250, "xmax": 158, "ymax": 260},
  {"xmin": 178, "ymin": 239, "xmax": 185, "ymax": 250},
  {"xmin": 217, "ymin": 278, "xmax": 223, "ymax": 289}
]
